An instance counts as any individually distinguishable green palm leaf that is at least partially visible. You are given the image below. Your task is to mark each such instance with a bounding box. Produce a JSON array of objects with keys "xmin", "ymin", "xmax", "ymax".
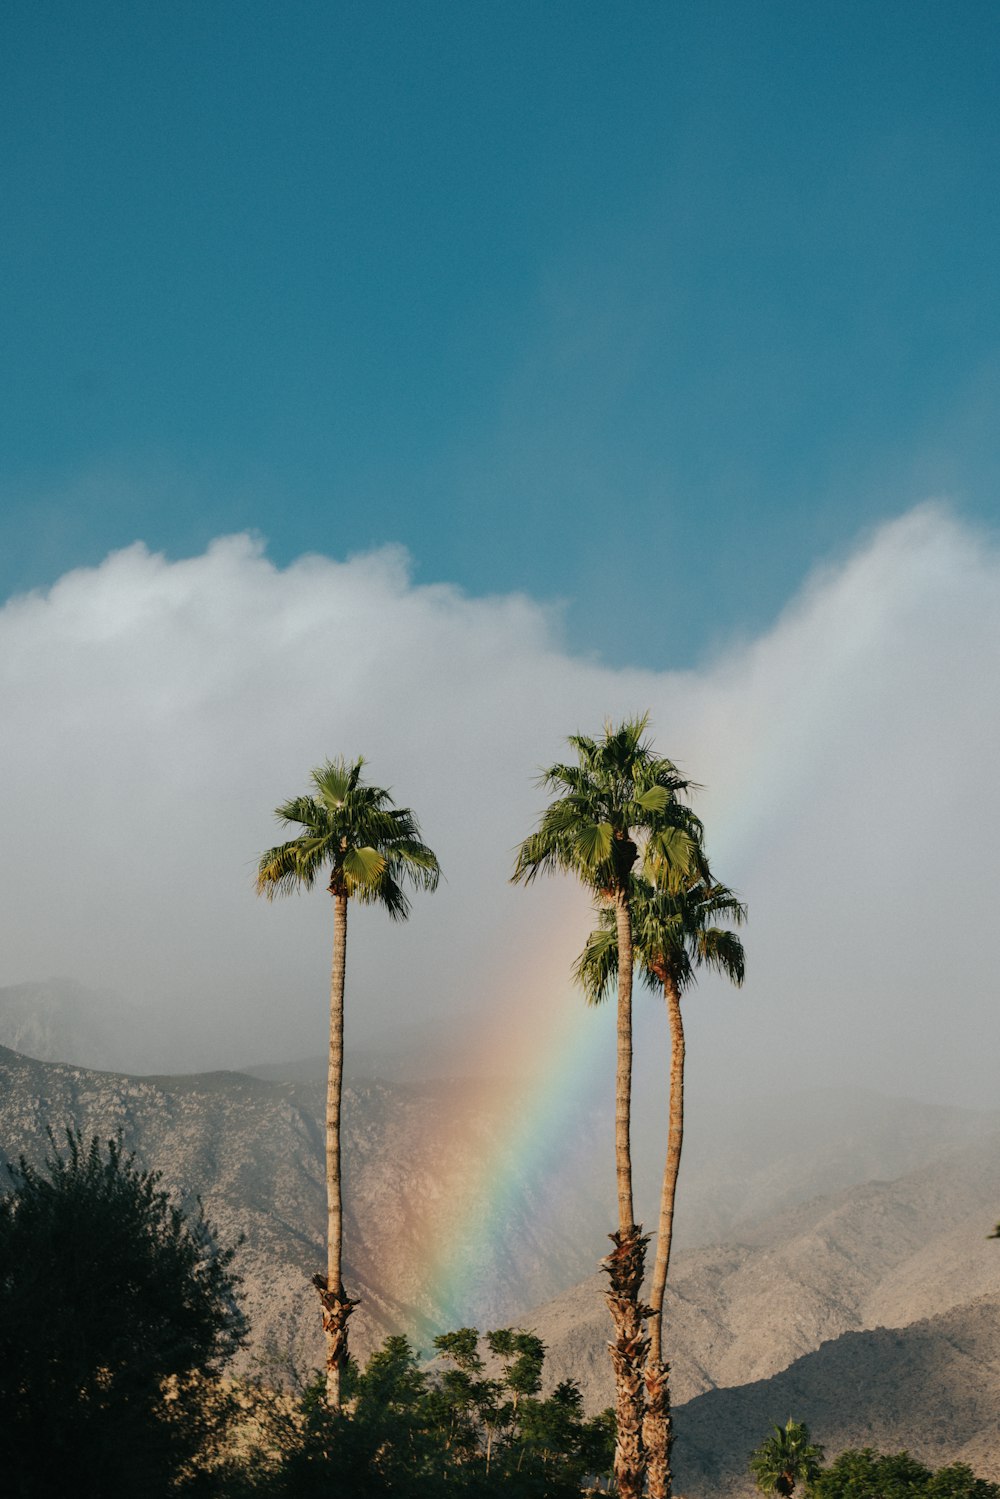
[
  {"xmin": 342, "ymin": 845, "xmax": 386, "ymax": 888},
  {"xmin": 575, "ymin": 821, "xmax": 614, "ymax": 868}
]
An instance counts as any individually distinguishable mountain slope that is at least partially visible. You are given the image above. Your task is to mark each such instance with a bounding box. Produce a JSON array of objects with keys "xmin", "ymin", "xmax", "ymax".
[
  {"xmin": 674, "ymin": 1293, "xmax": 1000, "ymax": 1496},
  {"xmin": 2, "ymin": 1032, "xmax": 998, "ymax": 1488},
  {"xmin": 0, "ymin": 1046, "xmax": 612, "ymax": 1373},
  {"xmin": 529, "ymin": 1133, "xmax": 1000, "ymax": 1410}
]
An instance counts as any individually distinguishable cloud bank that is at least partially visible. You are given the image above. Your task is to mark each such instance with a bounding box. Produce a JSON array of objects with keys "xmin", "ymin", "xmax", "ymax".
[{"xmin": 0, "ymin": 504, "xmax": 997, "ymax": 1106}]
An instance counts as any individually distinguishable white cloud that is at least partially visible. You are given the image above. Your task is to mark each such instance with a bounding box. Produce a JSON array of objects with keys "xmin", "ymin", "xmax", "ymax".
[{"xmin": 1, "ymin": 504, "xmax": 997, "ymax": 1106}]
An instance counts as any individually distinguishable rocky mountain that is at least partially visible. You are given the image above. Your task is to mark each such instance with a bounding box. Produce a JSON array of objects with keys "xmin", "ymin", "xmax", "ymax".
[
  {"xmin": 1, "ymin": 1039, "xmax": 998, "ymax": 1486},
  {"xmin": 527, "ymin": 1131, "xmax": 1000, "ymax": 1489},
  {"xmin": 531, "ymin": 1129, "xmax": 1000, "ymax": 1406},
  {"xmin": 0, "ymin": 1044, "xmax": 612, "ymax": 1376},
  {"xmin": 5, "ymin": 979, "xmax": 995, "ymax": 1253},
  {"xmin": 675, "ymin": 1293, "xmax": 1000, "ymax": 1495}
]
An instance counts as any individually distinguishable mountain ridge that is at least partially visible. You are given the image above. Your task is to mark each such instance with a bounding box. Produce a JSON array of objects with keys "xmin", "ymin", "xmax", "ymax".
[{"xmin": 1, "ymin": 1039, "xmax": 998, "ymax": 1486}]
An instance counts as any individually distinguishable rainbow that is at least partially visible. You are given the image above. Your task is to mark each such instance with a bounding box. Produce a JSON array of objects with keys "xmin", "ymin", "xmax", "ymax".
[{"xmin": 421, "ymin": 979, "xmax": 615, "ymax": 1332}]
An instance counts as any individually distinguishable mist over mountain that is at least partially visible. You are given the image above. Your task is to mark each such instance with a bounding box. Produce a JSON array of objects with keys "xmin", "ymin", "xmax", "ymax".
[
  {"xmin": 2, "ymin": 1036, "xmax": 998, "ymax": 1486},
  {"xmin": 0, "ymin": 979, "xmax": 169, "ymax": 1073},
  {"xmin": 523, "ymin": 1130, "xmax": 1000, "ymax": 1490},
  {"xmin": 529, "ymin": 1130, "xmax": 1000, "ymax": 1403},
  {"xmin": 6, "ymin": 976, "xmax": 996, "ymax": 1264}
]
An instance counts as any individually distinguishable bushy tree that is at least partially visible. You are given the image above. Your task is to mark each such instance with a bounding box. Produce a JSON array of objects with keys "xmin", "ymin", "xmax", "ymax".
[
  {"xmin": 0, "ymin": 1130, "xmax": 245, "ymax": 1499},
  {"xmin": 229, "ymin": 1329, "xmax": 615, "ymax": 1497},
  {"xmin": 807, "ymin": 1448, "xmax": 1000, "ymax": 1498}
]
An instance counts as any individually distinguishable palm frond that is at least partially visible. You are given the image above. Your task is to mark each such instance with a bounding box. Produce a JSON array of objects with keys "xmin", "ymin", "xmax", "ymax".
[
  {"xmin": 311, "ymin": 756, "xmax": 367, "ymax": 808},
  {"xmin": 574, "ymin": 821, "xmax": 614, "ymax": 868},
  {"xmin": 511, "ymin": 826, "xmax": 577, "ymax": 884},
  {"xmin": 274, "ymin": 794, "xmax": 329, "ymax": 833},
  {"xmin": 385, "ymin": 837, "xmax": 443, "ymax": 891},
  {"xmin": 574, "ymin": 870, "xmax": 747, "ymax": 999},
  {"xmin": 342, "ymin": 844, "xmax": 387, "ymax": 889},
  {"xmin": 355, "ymin": 869, "xmax": 411, "ymax": 921},
  {"xmin": 255, "ymin": 838, "xmax": 325, "ymax": 899},
  {"xmin": 572, "ymin": 924, "xmax": 620, "ymax": 1006},
  {"xmin": 697, "ymin": 927, "xmax": 746, "ymax": 986},
  {"xmin": 634, "ymin": 785, "xmax": 670, "ymax": 814},
  {"xmin": 643, "ymin": 825, "xmax": 699, "ymax": 883},
  {"xmin": 514, "ymin": 716, "xmax": 711, "ymax": 910}
]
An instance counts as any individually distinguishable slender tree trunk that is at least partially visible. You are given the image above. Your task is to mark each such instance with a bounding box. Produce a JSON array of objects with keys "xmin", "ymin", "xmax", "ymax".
[
  {"xmin": 312, "ymin": 889, "xmax": 358, "ymax": 1412},
  {"xmin": 643, "ymin": 974, "xmax": 684, "ymax": 1499},
  {"xmin": 602, "ymin": 888, "xmax": 648, "ymax": 1499},
  {"xmin": 648, "ymin": 975, "xmax": 684, "ymax": 1361},
  {"xmin": 614, "ymin": 890, "xmax": 635, "ymax": 1232}
]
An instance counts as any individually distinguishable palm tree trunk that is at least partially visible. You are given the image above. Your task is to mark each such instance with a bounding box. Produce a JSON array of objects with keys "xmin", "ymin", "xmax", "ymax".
[
  {"xmin": 614, "ymin": 890, "xmax": 635, "ymax": 1232},
  {"xmin": 312, "ymin": 889, "xmax": 358, "ymax": 1412},
  {"xmin": 643, "ymin": 974, "xmax": 684, "ymax": 1499},
  {"xmin": 650, "ymin": 975, "xmax": 684, "ymax": 1359},
  {"xmin": 602, "ymin": 888, "xmax": 648, "ymax": 1499}
]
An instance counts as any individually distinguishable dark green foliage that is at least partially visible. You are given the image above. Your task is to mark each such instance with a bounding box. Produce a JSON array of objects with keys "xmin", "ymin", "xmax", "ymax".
[
  {"xmin": 230, "ymin": 1329, "xmax": 615, "ymax": 1497},
  {"xmin": 487, "ymin": 1328, "xmax": 546, "ymax": 1402},
  {"xmin": 807, "ymin": 1449, "xmax": 1000, "ymax": 1498},
  {"xmin": 0, "ymin": 1130, "xmax": 246, "ymax": 1499}
]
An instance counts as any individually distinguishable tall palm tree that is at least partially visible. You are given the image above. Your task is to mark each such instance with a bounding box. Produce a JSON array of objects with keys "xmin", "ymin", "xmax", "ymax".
[
  {"xmin": 575, "ymin": 871, "xmax": 746, "ymax": 1499},
  {"xmin": 749, "ymin": 1418, "xmax": 824, "ymax": 1496},
  {"xmin": 256, "ymin": 756, "xmax": 440, "ymax": 1411},
  {"xmin": 512, "ymin": 715, "xmax": 702, "ymax": 1499}
]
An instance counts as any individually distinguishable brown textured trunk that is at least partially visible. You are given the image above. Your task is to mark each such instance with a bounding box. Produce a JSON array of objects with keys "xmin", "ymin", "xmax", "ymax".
[
  {"xmin": 643, "ymin": 1359, "xmax": 673, "ymax": 1499},
  {"xmin": 313, "ymin": 888, "xmax": 357, "ymax": 1412},
  {"xmin": 604, "ymin": 888, "xmax": 647, "ymax": 1497},
  {"xmin": 644, "ymin": 973, "xmax": 684, "ymax": 1498},
  {"xmin": 603, "ymin": 1224, "xmax": 650, "ymax": 1499}
]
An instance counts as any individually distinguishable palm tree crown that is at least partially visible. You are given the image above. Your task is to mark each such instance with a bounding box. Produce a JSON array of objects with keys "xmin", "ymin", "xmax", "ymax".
[
  {"xmin": 511, "ymin": 715, "xmax": 703, "ymax": 896},
  {"xmin": 256, "ymin": 756, "xmax": 440, "ymax": 909},
  {"xmin": 573, "ymin": 872, "xmax": 746, "ymax": 1005},
  {"xmin": 749, "ymin": 1419, "xmax": 824, "ymax": 1497}
]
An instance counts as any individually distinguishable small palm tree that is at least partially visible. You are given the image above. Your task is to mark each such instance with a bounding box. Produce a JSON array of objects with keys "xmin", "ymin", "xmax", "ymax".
[
  {"xmin": 575, "ymin": 871, "xmax": 745, "ymax": 1499},
  {"xmin": 512, "ymin": 715, "xmax": 703, "ymax": 1499},
  {"xmin": 749, "ymin": 1418, "xmax": 824, "ymax": 1497},
  {"xmin": 256, "ymin": 757, "xmax": 440, "ymax": 1411}
]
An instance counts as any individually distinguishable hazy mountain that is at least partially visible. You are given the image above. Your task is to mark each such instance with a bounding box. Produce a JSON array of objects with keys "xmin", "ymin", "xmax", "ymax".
[
  {"xmin": 1, "ymin": 1039, "xmax": 998, "ymax": 1485},
  {"xmin": 530, "ymin": 1129, "xmax": 1000, "ymax": 1401},
  {"xmin": 649, "ymin": 1085, "xmax": 1000, "ymax": 1254},
  {"xmin": 0, "ymin": 1045, "xmax": 612, "ymax": 1372},
  {"xmin": 527, "ymin": 1132, "xmax": 1000, "ymax": 1487},
  {"xmin": 674, "ymin": 1294, "xmax": 1000, "ymax": 1495},
  {"xmin": 252, "ymin": 1050, "xmax": 1000, "ymax": 1257},
  {"xmin": 3, "ymin": 977, "xmax": 996, "ymax": 1257},
  {"xmin": 0, "ymin": 979, "xmax": 184, "ymax": 1074}
]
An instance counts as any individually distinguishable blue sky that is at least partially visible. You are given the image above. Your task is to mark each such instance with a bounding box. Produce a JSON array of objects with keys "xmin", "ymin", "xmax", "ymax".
[{"xmin": 2, "ymin": 0, "xmax": 998, "ymax": 665}]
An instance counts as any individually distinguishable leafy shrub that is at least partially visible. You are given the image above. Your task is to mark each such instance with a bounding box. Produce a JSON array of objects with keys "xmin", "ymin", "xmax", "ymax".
[{"xmin": 0, "ymin": 1130, "xmax": 245, "ymax": 1499}]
